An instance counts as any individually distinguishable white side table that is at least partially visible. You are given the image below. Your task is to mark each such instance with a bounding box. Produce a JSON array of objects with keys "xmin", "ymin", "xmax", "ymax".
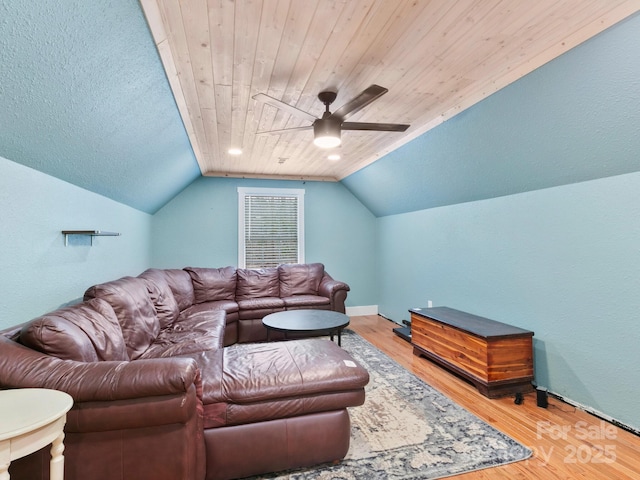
[{"xmin": 0, "ymin": 388, "xmax": 73, "ymax": 480}]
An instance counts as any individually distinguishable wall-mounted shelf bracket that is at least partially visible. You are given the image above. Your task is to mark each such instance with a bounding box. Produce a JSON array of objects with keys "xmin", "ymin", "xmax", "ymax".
[{"xmin": 62, "ymin": 230, "xmax": 121, "ymax": 246}]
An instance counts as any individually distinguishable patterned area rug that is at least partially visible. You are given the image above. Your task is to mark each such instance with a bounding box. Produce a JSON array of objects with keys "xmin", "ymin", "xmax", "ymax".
[{"xmin": 253, "ymin": 330, "xmax": 532, "ymax": 479}]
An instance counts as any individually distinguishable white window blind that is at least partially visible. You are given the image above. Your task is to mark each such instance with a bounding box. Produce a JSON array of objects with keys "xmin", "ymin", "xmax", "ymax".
[{"xmin": 238, "ymin": 187, "xmax": 305, "ymax": 268}]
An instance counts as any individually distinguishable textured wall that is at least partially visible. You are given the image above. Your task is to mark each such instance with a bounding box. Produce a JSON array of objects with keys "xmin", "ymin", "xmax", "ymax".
[
  {"xmin": 0, "ymin": 0, "xmax": 200, "ymax": 213},
  {"xmin": 0, "ymin": 156, "xmax": 152, "ymax": 328},
  {"xmin": 151, "ymin": 177, "xmax": 377, "ymax": 307},
  {"xmin": 376, "ymin": 172, "xmax": 640, "ymax": 431}
]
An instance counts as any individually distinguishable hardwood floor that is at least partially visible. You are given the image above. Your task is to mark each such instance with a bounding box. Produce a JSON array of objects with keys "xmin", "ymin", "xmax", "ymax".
[{"xmin": 348, "ymin": 314, "xmax": 640, "ymax": 479}]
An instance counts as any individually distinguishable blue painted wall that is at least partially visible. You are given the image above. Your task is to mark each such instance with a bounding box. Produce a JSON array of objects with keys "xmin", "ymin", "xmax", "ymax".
[
  {"xmin": 0, "ymin": 155, "xmax": 152, "ymax": 329},
  {"xmin": 0, "ymin": 0, "xmax": 201, "ymax": 214},
  {"xmin": 376, "ymin": 172, "xmax": 640, "ymax": 431},
  {"xmin": 151, "ymin": 177, "xmax": 377, "ymax": 307}
]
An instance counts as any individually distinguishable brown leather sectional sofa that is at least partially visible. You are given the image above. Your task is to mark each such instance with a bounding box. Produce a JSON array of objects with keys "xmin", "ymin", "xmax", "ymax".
[{"xmin": 0, "ymin": 263, "xmax": 369, "ymax": 480}]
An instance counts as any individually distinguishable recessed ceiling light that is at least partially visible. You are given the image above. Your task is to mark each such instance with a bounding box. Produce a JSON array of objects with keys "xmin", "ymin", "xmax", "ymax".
[
  {"xmin": 228, "ymin": 148, "xmax": 243, "ymax": 155},
  {"xmin": 327, "ymin": 154, "xmax": 341, "ymax": 161}
]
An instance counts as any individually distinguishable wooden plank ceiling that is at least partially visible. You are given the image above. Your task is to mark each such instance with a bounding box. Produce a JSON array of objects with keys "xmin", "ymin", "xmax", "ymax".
[{"xmin": 140, "ymin": 0, "xmax": 640, "ymax": 182}]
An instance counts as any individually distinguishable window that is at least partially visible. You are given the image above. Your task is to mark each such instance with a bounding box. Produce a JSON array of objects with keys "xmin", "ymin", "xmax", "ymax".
[{"xmin": 238, "ymin": 187, "xmax": 305, "ymax": 268}]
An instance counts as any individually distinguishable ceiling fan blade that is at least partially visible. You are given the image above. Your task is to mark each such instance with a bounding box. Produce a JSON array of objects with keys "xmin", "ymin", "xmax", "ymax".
[
  {"xmin": 342, "ymin": 122, "xmax": 410, "ymax": 132},
  {"xmin": 330, "ymin": 85, "xmax": 388, "ymax": 121},
  {"xmin": 253, "ymin": 93, "xmax": 317, "ymax": 123},
  {"xmin": 255, "ymin": 126, "xmax": 313, "ymax": 135}
]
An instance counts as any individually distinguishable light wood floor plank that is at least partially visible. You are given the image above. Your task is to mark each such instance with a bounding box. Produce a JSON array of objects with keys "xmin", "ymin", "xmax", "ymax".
[{"xmin": 348, "ymin": 314, "xmax": 640, "ymax": 479}]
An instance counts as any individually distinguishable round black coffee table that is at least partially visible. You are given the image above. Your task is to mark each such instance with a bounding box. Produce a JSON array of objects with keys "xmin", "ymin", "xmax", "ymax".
[{"xmin": 262, "ymin": 310, "xmax": 350, "ymax": 346}]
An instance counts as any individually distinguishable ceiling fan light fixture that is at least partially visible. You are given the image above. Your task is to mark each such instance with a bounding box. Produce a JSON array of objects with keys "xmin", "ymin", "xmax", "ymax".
[
  {"xmin": 314, "ymin": 135, "xmax": 341, "ymax": 149},
  {"xmin": 313, "ymin": 120, "xmax": 341, "ymax": 148}
]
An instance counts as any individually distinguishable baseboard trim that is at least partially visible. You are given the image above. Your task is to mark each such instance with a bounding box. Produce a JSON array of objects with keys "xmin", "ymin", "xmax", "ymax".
[
  {"xmin": 345, "ymin": 305, "xmax": 378, "ymax": 316},
  {"xmin": 545, "ymin": 390, "xmax": 640, "ymax": 437}
]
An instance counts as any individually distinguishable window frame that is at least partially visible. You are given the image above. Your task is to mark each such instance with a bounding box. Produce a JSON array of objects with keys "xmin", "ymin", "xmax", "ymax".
[{"xmin": 237, "ymin": 187, "xmax": 305, "ymax": 269}]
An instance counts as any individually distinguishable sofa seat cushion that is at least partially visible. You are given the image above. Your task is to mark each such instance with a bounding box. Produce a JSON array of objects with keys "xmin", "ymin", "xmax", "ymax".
[
  {"xmin": 196, "ymin": 339, "xmax": 369, "ymax": 428},
  {"xmin": 183, "ymin": 302, "xmax": 239, "ymax": 344},
  {"xmin": 278, "ymin": 263, "xmax": 324, "ymax": 297},
  {"xmin": 185, "ymin": 266, "xmax": 237, "ymax": 304},
  {"xmin": 281, "ymin": 295, "xmax": 331, "ymax": 309},
  {"xmin": 19, "ymin": 298, "xmax": 128, "ymax": 362},
  {"xmin": 140, "ymin": 309, "xmax": 226, "ymax": 359},
  {"xmin": 237, "ymin": 297, "xmax": 285, "ymax": 321},
  {"xmin": 236, "ymin": 297, "xmax": 284, "ymax": 311},
  {"xmin": 183, "ymin": 300, "xmax": 239, "ymax": 315}
]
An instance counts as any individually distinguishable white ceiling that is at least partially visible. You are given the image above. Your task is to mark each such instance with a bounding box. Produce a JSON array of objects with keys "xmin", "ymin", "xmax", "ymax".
[{"xmin": 141, "ymin": 0, "xmax": 640, "ymax": 181}]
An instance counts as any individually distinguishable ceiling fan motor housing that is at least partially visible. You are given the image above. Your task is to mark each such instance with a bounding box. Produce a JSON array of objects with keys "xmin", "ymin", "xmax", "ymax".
[{"xmin": 317, "ymin": 90, "xmax": 338, "ymax": 107}]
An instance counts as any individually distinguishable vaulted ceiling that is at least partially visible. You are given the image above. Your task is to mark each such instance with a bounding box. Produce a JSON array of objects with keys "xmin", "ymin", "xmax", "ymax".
[
  {"xmin": 1, "ymin": 1, "xmax": 639, "ymax": 214},
  {"xmin": 141, "ymin": 0, "xmax": 639, "ymax": 181}
]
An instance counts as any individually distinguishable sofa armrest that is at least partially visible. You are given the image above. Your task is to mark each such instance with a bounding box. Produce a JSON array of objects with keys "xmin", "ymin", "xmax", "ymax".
[
  {"xmin": 3, "ymin": 335, "xmax": 207, "ymax": 480},
  {"xmin": 66, "ymin": 384, "xmax": 201, "ymax": 433},
  {"xmin": 318, "ymin": 273, "xmax": 350, "ymax": 313},
  {"xmin": 0, "ymin": 336, "xmax": 199, "ymax": 403}
]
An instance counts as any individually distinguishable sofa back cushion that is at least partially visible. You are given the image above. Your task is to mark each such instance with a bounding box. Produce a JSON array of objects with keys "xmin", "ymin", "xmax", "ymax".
[
  {"xmin": 138, "ymin": 269, "xmax": 180, "ymax": 328},
  {"xmin": 84, "ymin": 276, "xmax": 159, "ymax": 360},
  {"xmin": 158, "ymin": 269, "xmax": 195, "ymax": 311},
  {"xmin": 19, "ymin": 298, "xmax": 128, "ymax": 362},
  {"xmin": 278, "ymin": 263, "xmax": 325, "ymax": 297},
  {"xmin": 236, "ymin": 268, "xmax": 280, "ymax": 300},
  {"xmin": 184, "ymin": 266, "xmax": 237, "ymax": 304}
]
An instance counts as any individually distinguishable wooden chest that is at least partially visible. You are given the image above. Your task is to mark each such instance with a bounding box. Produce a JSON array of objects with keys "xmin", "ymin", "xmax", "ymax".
[{"xmin": 410, "ymin": 307, "xmax": 534, "ymax": 398}]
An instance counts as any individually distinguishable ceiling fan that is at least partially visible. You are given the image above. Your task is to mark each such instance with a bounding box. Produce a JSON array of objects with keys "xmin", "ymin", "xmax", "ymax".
[{"xmin": 253, "ymin": 84, "xmax": 410, "ymax": 148}]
